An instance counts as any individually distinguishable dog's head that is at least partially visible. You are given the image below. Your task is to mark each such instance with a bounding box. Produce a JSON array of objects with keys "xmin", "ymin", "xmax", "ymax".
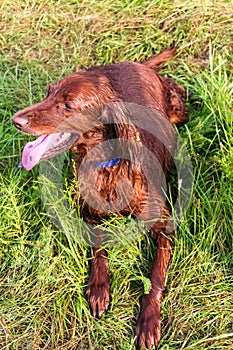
[
  {"xmin": 12, "ymin": 71, "xmax": 118, "ymax": 135},
  {"xmin": 12, "ymin": 71, "xmax": 122, "ymax": 170}
]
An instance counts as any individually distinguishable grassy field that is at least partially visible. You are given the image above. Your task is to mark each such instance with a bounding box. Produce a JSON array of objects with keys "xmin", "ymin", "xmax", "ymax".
[{"xmin": 0, "ymin": 0, "xmax": 233, "ymax": 349}]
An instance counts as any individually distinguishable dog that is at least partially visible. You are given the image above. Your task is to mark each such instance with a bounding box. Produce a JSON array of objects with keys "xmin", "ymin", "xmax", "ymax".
[{"xmin": 12, "ymin": 47, "xmax": 187, "ymax": 349}]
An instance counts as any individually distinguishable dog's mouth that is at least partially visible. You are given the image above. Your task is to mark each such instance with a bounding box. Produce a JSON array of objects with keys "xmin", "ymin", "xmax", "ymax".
[{"xmin": 21, "ymin": 132, "xmax": 79, "ymax": 170}]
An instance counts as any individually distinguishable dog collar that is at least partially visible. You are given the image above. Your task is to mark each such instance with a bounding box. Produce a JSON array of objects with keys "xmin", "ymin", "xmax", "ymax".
[{"xmin": 95, "ymin": 157, "xmax": 121, "ymax": 168}]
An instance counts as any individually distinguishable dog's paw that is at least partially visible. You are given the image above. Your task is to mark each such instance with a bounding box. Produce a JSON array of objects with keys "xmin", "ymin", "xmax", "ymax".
[
  {"xmin": 86, "ymin": 278, "xmax": 110, "ymax": 318},
  {"xmin": 135, "ymin": 301, "xmax": 161, "ymax": 349}
]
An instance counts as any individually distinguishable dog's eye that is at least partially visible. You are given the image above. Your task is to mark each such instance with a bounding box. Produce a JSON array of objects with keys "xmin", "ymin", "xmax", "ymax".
[{"xmin": 64, "ymin": 102, "xmax": 74, "ymax": 110}]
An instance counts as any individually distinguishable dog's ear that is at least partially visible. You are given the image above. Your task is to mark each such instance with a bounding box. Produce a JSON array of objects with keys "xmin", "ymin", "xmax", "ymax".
[
  {"xmin": 100, "ymin": 102, "xmax": 138, "ymax": 140},
  {"xmin": 99, "ymin": 103, "xmax": 143, "ymax": 165}
]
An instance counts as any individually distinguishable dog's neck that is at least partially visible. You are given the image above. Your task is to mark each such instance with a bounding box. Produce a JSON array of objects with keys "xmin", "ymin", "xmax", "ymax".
[{"xmin": 95, "ymin": 157, "xmax": 121, "ymax": 168}]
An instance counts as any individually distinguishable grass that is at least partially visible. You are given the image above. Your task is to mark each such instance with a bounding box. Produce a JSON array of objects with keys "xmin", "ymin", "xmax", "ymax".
[{"xmin": 0, "ymin": 0, "xmax": 233, "ymax": 349}]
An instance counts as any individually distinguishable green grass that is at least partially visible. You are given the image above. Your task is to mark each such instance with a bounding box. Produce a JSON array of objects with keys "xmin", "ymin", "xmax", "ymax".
[{"xmin": 0, "ymin": 0, "xmax": 233, "ymax": 349}]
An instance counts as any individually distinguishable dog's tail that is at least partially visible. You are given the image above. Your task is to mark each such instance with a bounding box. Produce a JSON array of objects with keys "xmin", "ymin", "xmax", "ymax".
[{"xmin": 143, "ymin": 47, "xmax": 177, "ymax": 70}]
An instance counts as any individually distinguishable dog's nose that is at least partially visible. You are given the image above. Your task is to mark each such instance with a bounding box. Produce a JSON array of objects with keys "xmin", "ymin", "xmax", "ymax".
[{"xmin": 12, "ymin": 114, "xmax": 29, "ymax": 130}]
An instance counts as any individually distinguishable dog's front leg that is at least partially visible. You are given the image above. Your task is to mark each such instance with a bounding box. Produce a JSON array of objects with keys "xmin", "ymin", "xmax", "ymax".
[
  {"xmin": 86, "ymin": 243, "xmax": 110, "ymax": 318},
  {"xmin": 135, "ymin": 232, "xmax": 172, "ymax": 349}
]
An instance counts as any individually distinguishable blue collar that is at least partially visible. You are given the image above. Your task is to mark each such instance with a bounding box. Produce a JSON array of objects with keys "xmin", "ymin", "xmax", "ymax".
[{"xmin": 95, "ymin": 157, "xmax": 121, "ymax": 168}]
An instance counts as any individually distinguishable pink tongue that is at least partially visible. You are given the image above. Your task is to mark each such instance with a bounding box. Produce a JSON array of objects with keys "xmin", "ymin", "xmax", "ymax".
[
  {"xmin": 22, "ymin": 135, "xmax": 49, "ymax": 170},
  {"xmin": 22, "ymin": 133, "xmax": 71, "ymax": 170}
]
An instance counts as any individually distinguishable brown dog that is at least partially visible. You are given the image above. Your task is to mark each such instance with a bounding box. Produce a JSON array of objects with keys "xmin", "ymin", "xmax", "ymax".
[{"xmin": 12, "ymin": 47, "xmax": 187, "ymax": 349}]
